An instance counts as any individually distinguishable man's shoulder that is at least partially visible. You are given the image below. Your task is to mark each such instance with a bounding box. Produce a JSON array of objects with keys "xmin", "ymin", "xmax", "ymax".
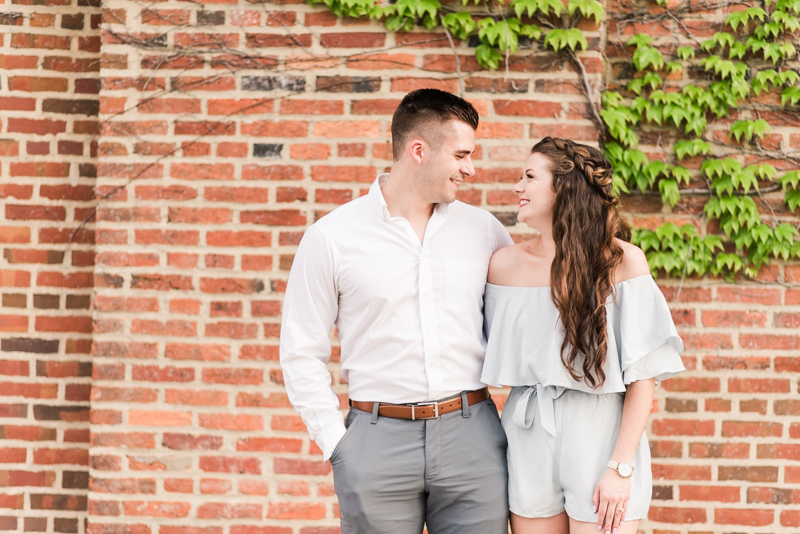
[
  {"xmin": 449, "ymin": 200, "xmax": 494, "ymax": 220},
  {"xmin": 448, "ymin": 200, "xmax": 504, "ymax": 230},
  {"xmin": 312, "ymin": 194, "xmax": 372, "ymax": 232}
]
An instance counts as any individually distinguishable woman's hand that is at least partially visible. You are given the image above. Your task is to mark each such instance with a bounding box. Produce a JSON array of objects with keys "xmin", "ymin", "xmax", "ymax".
[{"xmin": 593, "ymin": 467, "xmax": 630, "ymax": 534}]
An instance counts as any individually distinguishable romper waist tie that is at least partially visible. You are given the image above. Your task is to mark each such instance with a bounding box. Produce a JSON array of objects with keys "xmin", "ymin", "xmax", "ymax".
[{"xmin": 512, "ymin": 384, "xmax": 566, "ymax": 436}]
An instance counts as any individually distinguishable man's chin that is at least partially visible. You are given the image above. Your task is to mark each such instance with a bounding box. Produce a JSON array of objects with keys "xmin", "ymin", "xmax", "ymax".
[{"xmin": 438, "ymin": 191, "xmax": 458, "ymax": 204}]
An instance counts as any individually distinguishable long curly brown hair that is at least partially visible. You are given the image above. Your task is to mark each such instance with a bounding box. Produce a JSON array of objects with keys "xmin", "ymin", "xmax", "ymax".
[{"xmin": 532, "ymin": 137, "xmax": 631, "ymax": 388}]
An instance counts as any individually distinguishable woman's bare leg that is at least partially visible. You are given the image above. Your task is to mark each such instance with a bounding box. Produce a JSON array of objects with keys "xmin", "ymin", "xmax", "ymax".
[
  {"xmin": 568, "ymin": 518, "xmax": 639, "ymax": 534},
  {"xmin": 510, "ymin": 512, "xmax": 569, "ymax": 534}
]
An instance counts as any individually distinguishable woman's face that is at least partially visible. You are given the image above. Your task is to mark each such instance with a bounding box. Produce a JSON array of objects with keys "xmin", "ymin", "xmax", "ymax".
[{"xmin": 514, "ymin": 152, "xmax": 556, "ymax": 230}]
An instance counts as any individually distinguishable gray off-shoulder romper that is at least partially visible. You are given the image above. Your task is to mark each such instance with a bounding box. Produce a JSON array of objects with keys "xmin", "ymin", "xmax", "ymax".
[{"xmin": 481, "ymin": 274, "xmax": 685, "ymax": 522}]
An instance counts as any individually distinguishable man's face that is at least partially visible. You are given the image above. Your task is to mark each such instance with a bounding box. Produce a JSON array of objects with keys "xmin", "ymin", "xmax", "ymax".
[{"xmin": 417, "ymin": 120, "xmax": 476, "ymax": 204}]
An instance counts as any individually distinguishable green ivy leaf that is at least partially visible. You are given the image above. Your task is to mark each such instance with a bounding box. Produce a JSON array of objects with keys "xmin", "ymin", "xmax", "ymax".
[
  {"xmin": 643, "ymin": 71, "xmax": 663, "ymax": 90},
  {"xmin": 750, "ymin": 163, "xmax": 777, "ymax": 182},
  {"xmin": 711, "ymin": 253, "xmax": 743, "ymax": 277},
  {"xmin": 675, "ymin": 139, "xmax": 711, "ymax": 160},
  {"xmin": 323, "ymin": 0, "xmax": 377, "ymax": 17},
  {"xmin": 519, "ymin": 23, "xmax": 542, "ymax": 40},
  {"xmin": 762, "ymin": 20, "xmax": 783, "ymax": 37},
  {"xmin": 384, "ymin": 14, "xmax": 412, "ymax": 31},
  {"xmin": 475, "ymin": 43, "xmax": 501, "ymax": 70},
  {"xmin": 612, "ymin": 174, "xmax": 629, "ymax": 196},
  {"xmin": 632, "ymin": 45, "xmax": 665, "ymax": 71},
  {"xmin": 677, "ymin": 46, "xmax": 695, "ymax": 60},
  {"xmin": 731, "ymin": 166, "xmax": 758, "ymax": 193},
  {"xmin": 780, "ymin": 42, "xmax": 797, "ymax": 59},
  {"xmin": 627, "ymin": 78, "xmax": 645, "ymax": 95},
  {"xmin": 672, "ymin": 166, "xmax": 694, "ymax": 184},
  {"xmin": 728, "ymin": 41, "xmax": 747, "ymax": 59},
  {"xmin": 567, "ymin": 0, "xmax": 605, "ymax": 23},
  {"xmin": 441, "ymin": 12, "xmax": 478, "ymax": 40},
  {"xmin": 725, "ymin": 10, "xmax": 749, "ymax": 31},
  {"xmin": 511, "ymin": 0, "xmax": 563, "ymax": 18},
  {"xmin": 684, "ymin": 113, "xmax": 707, "ymax": 137},
  {"xmin": 779, "ymin": 69, "xmax": 800, "ymax": 86},
  {"xmin": 785, "ymin": 189, "xmax": 800, "ymax": 211},
  {"xmin": 603, "ymin": 91, "xmax": 624, "ymax": 107},
  {"xmin": 712, "ymin": 175, "xmax": 735, "ymax": 196},
  {"xmin": 626, "ymin": 34, "xmax": 653, "ymax": 47},
  {"xmin": 645, "ymin": 102, "xmax": 663, "ymax": 125},
  {"xmin": 666, "ymin": 61, "xmax": 682, "ymax": 75},
  {"xmin": 659, "ymin": 179, "xmax": 680, "ymax": 207},
  {"xmin": 780, "ymin": 170, "xmax": 800, "ymax": 190},
  {"xmin": 701, "ymin": 32, "xmax": 735, "ymax": 53},
  {"xmin": 730, "ymin": 119, "xmax": 771, "ymax": 142},
  {"xmin": 773, "ymin": 10, "xmax": 800, "ymax": 31},
  {"xmin": 774, "ymin": 222, "xmax": 799, "ymax": 243},
  {"xmin": 782, "ymin": 86, "xmax": 800, "ymax": 106},
  {"xmin": 543, "ymin": 28, "xmax": 588, "ymax": 52},
  {"xmin": 762, "ymin": 42, "xmax": 783, "ymax": 64},
  {"xmin": 752, "ymin": 69, "xmax": 779, "ymax": 95}
]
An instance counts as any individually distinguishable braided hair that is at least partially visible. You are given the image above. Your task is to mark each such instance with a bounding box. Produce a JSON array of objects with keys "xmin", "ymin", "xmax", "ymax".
[{"xmin": 531, "ymin": 136, "xmax": 631, "ymax": 388}]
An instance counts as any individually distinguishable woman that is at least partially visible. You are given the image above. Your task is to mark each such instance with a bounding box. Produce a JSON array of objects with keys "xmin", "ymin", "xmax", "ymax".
[{"xmin": 482, "ymin": 137, "xmax": 685, "ymax": 534}]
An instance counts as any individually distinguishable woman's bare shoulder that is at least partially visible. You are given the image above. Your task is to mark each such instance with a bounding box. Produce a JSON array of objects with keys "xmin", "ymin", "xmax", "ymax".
[
  {"xmin": 613, "ymin": 239, "xmax": 650, "ymax": 284},
  {"xmin": 487, "ymin": 243, "xmax": 522, "ymax": 285},
  {"xmin": 488, "ymin": 239, "xmax": 551, "ymax": 286}
]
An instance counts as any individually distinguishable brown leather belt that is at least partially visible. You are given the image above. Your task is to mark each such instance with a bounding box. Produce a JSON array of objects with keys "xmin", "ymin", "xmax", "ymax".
[{"xmin": 350, "ymin": 387, "xmax": 490, "ymax": 420}]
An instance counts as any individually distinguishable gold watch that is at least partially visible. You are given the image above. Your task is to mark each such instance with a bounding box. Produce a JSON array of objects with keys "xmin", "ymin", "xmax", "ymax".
[{"xmin": 607, "ymin": 460, "xmax": 634, "ymax": 478}]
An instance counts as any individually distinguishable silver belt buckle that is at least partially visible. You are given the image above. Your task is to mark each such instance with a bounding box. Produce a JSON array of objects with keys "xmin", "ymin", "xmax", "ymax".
[{"xmin": 411, "ymin": 402, "xmax": 439, "ymax": 421}]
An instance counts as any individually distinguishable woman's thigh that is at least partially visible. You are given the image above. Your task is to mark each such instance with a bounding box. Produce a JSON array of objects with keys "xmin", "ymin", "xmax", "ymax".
[
  {"xmin": 510, "ymin": 512, "xmax": 569, "ymax": 534},
  {"xmin": 568, "ymin": 518, "xmax": 639, "ymax": 534}
]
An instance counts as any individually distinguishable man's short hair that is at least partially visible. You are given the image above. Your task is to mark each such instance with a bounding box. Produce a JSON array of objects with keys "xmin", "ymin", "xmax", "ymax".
[{"xmin": 391, "ymin": 89, "xmax": 479, "ymax": 160}]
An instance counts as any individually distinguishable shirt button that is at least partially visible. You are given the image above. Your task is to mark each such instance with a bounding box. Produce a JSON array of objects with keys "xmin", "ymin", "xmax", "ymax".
[
  {"xmin": 423, "ymin": 290, "xmax": 429, "ymax": 296},
  {"xmin": 429, "ymin": 362, "xmax": 435, "ymax": 368},
  {"xmin": 426, "ymin": 326, "xmax": 432, "ymax": 332}
]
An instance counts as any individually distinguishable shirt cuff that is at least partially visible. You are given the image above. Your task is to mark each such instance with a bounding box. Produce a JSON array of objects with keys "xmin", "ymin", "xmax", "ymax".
[{"xmin": 317, "ymin": 423, "xmax": 347, "ymax": 462}]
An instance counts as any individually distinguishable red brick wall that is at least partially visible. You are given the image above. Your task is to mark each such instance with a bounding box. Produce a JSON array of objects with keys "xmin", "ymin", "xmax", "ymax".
[
  {"xmin": 2, "ymin": 0, "xmax": 800, "ymax": 532},
  {"xmin": 1, "ymin": 0, "xmax": 99, "ymax": 532}
]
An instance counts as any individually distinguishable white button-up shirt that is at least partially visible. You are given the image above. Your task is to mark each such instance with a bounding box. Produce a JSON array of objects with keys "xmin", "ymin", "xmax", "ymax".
[{"xmin": 280, "ymin": 174, "xmax": 513, "ymax": 459}]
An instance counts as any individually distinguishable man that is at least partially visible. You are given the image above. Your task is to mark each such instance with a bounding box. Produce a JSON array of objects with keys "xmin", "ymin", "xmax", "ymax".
[{"xmin": 280, "ymin": 89, "xmax": 513, "ymax": 534}]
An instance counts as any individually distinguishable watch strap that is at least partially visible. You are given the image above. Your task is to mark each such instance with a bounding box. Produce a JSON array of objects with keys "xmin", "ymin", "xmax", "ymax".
[{"xmin": 608, "ymin": 459, "xmax": 634, "ymax": 477}]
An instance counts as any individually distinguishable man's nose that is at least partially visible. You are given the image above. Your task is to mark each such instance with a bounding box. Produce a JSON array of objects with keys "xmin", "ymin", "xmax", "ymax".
[{"xmin": 461, "ymin": 157, "xmax": 475, "ymax": 178}]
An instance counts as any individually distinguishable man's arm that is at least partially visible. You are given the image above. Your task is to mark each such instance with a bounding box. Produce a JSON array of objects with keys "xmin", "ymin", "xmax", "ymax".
[
  {"xmin": 489, "ymin": 214, "xmax": 514, "ymax": 251},
  {"xmin": 280, "ymin": 224, "xmax": 346, "ymax": 461}
]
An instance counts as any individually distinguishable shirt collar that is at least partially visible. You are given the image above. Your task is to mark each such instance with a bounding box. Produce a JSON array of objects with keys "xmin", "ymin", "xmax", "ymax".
[{"xmin": 368, "ymin": 173, "xmax": 451, "ymax": 221}]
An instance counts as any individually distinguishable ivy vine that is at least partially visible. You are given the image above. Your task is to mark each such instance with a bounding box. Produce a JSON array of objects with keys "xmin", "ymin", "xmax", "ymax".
[{"xmin": 308, "ymin": 0, "xmax": 800, "ymax": 282}]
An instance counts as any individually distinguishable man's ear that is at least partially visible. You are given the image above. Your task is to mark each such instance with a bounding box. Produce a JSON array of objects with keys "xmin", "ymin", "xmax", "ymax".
[{"xmin": 408, "ymin": 139, "xmax": 425, "ymax": 164}]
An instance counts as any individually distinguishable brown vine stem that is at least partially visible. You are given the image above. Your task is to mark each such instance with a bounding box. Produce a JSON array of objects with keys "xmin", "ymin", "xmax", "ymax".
[
  {"xmin": 565, "ymin": 48, "xmax": 607, "ymax": 146},
  {"xmin": 440, "ymin": 19, "xmax": 464, "ymax": 97},
  {"xmin": 675, "ymin": 225, "xmax": 696, "ymax": 302}
]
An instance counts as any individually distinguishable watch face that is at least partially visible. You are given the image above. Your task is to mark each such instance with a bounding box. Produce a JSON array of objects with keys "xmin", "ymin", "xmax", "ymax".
[{"xmin": 619, "ymin": 462, "xmax": 634, "ymax": 477}]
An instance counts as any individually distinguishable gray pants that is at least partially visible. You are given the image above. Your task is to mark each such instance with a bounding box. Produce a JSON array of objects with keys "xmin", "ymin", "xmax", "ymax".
[{"xmin": 330, "ymin": 397, "xmax": 509, "ymax": 534}]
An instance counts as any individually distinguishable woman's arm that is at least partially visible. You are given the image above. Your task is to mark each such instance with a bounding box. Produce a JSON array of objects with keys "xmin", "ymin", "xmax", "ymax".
[
  {"xmin": 593, "ymin": 378, "xmax": 655, "ymax": 534},
  {"xmin": 612, "ymin": 378, "xmax": 655, "ymax": 461}
]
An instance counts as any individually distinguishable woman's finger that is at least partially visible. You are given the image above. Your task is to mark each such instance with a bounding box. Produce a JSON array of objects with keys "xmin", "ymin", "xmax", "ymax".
[
  {"xmin": 602, "ymin": 500, "xmax": 616, "ymax": 534},
  {"xmin": 596, "ymin": 497, "xmax": 609, "ymax": 531},
  {"xmin": 611, "ymin": 503, "xmax": 624, "ymax": 533},
  {"xmin": 592, "ymin": 486, "xmax": 600, "ymax": 514}
]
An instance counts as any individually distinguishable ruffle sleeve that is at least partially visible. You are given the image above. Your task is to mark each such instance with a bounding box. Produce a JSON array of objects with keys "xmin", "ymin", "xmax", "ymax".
[{"xmin": 614, "ymin": 276, "xmax": 685, "ymax": 385}]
